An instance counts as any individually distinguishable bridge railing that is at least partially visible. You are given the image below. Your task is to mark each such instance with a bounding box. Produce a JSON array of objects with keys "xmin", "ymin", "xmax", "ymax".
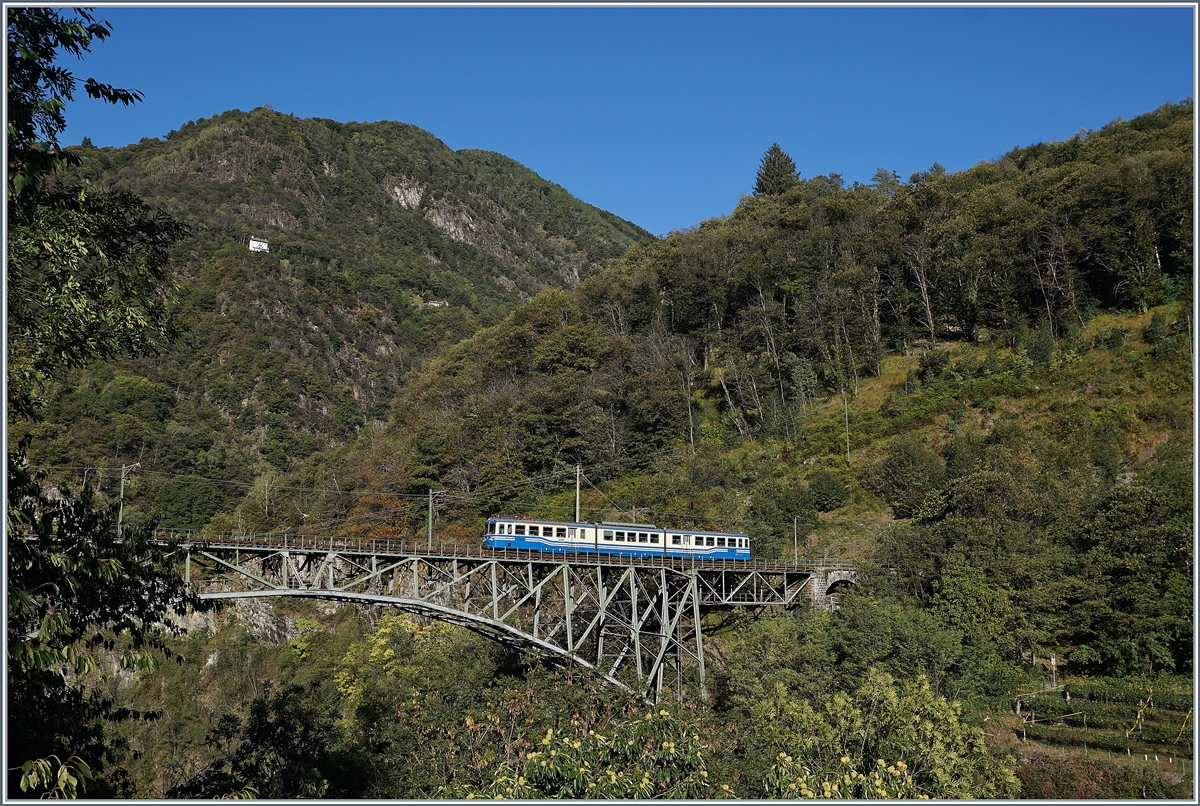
[{"xmin": 161, "ymin": 529, "xmax": 855, "ymax": 574}]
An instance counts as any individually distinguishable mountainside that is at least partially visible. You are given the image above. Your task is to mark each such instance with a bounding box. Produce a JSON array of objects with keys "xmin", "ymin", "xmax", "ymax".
[
  {"xmin": 198, "ymin": 101, "xmax": 1193, "ymax": 682},
  {"xmin": 225, "ymin": 100, "xmax": 1193, "ymax": 527},
  {"xmin": 11, "ymin": 77, "xmax": 1193, "ymax": 799},
  {"xmin": 78, "ymin": 108, "xmax": 650, "ymax": 296},
  {"xmin": 15, "ymin": 107, "xmax": 651, "ymax": 515}
]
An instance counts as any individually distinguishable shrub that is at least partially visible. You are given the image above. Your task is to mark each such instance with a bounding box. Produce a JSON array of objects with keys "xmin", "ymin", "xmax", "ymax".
[
  {"xmin": 1099, "ymin": 327, "xmax": 1126, "ymax": 349},
  {"xmin": 1027, "ymin": 320, "xmax": 1057, "ymax": 365},
  {"xmin": 918, "ymin": 348, "xmax": 950, "ymax": 383},
  {"xmin": 808, "ymin": 471, "xmax": 849, "ymax": 512},
  {"xmin": 869, "ymin": 435, "xmax": 946, "ymax": 519},
  {"xmin": 1142, "ymin": 311, "xmax": 1170, "ymax": 345}
]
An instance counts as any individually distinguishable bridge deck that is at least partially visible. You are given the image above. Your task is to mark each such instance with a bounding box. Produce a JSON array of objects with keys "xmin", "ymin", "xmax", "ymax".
[{"xmin": 169, "ymin": 530, "xmax": 855, "ymax": 575}]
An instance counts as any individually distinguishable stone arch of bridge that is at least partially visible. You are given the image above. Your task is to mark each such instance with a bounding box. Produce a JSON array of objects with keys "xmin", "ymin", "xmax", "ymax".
[{"xmin": 823, "ymin": 572, "xmax": 858, "ymax": 608}]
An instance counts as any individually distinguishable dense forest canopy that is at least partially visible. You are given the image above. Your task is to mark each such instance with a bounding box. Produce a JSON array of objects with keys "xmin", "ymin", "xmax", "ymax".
[
  {"xmin": 11, "ymin": 105, "xmax": 653, "ymax": 523},
  {"xmin": 5, "ymin": 8, "xmax": 1192, "ymax": 795}
]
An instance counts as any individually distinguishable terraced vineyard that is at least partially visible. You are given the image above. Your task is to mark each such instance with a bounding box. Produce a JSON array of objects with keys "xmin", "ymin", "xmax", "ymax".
[{"xmin": 1011, "ymin": 676, "xmax": 1193, "ymax": 798}]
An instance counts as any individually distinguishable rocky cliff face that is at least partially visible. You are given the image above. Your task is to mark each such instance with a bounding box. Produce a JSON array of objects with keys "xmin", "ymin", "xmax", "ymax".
[{"xmin": 78, "ymin": 107, "xmax": 651, "ymax": 304}]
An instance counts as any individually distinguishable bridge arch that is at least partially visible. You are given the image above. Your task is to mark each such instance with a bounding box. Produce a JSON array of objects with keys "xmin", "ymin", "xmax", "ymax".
[
  {"xmin": 822, "ymin": 573, "xmax": 858, "ymax": 609},
  {"xmin": 184, "ymin": 536, "xmax": 850, "ymax": 700},
  {"xmin": 202, "ymin": 588, "xmax": 636, "ymax": 694}
]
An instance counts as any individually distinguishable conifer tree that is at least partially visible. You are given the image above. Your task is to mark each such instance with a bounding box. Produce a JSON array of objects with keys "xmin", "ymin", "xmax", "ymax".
[{"xmin": 754, "ymin": 142, "xmax": 801, "ymax": 196}]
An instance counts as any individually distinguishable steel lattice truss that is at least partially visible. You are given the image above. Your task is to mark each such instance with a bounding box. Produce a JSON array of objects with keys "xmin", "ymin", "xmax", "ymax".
[{"xmin": 183, "ymin": 535, "xmax": 853, "ymax": 700}]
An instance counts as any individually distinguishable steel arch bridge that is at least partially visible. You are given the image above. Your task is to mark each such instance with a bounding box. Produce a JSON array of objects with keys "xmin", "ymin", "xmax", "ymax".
[{"xmin": 180, "ymin": 532, "xmax": 857, "ymax": 701}]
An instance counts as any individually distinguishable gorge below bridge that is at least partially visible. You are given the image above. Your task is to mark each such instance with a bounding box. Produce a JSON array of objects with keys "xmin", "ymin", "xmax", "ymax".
[{"xmin": 178, "ymin": 532, "xmax": 858, "ymax": 701}]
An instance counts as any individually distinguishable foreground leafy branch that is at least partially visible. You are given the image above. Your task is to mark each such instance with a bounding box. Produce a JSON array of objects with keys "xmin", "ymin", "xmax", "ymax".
[{"xmin": 14, "ymin": 755, "xmax": 93, "ymax": 799}]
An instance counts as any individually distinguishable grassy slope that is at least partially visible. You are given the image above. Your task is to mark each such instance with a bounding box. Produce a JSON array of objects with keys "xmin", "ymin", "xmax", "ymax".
[{"xmin": 746, "ymin": 303, "xmax": 1193, "ymax": 562}]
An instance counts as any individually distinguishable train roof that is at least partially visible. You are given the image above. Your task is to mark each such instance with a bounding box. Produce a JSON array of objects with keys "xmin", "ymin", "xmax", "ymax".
[
  {"xmin": 491, "ymin": 515, "xmax": 592, "ymax": 528},
  {"xmin": 490, "ymin": 515, "xmax": 747, "ymax": 538}
]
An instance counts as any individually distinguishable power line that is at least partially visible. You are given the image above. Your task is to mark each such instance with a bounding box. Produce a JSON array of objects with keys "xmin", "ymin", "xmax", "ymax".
[{"xmin": 25, "ymin": 445, "xmax": 738, "ymax": 530}]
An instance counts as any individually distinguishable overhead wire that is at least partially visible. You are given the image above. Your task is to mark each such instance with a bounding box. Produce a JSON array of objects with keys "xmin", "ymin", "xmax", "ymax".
[{"xmin": 25, "ymin": 443, "xmax": 744, "ymax": 532}]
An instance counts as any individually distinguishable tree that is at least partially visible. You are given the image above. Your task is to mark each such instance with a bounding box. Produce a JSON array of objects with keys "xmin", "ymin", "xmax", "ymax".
[
  {"xmin": 753, "ymin": 142, "xmax": 800, "ymax": 196},
  {"xmin": 7, "ymin": 447, "xmax": 202, "ymax": 797},
  {"xmin": 759, "ymin": 668, "xmax": 1019, "ymax": 798},
  {"xmin": 441, "ymin": 709, "xmax": 722, "ymax": 799},
  {"xmin": 7, "ymin": 185, "xmax": 187, "ymax": 418},
  {"xmin": 7, "ymin": 7, "xmax": 186, "ymax": 420},
  {"xmin": 6, "ymin": 8, "xmax": 196, "ymax": 798},
  {"xmin": 166, "ymin": 682, "xmax": 351, "ymax": 799},
  {"xmin": 808, "ymin": 470, "xmax": 849, "ymax": 512},
  {"xmin": 868, "ymin": 434, "xmax": 946, "ymax": 518},
  {"xmin": 152, "ymin": 476, "xmax": 226, "ymax": 531},
  {"xmin": 6, "ymin": 7, "xmax": 142, "ymax": 200}
]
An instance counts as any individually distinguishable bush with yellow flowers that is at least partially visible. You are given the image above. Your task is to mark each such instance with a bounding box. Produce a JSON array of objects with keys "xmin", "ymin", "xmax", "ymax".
[
  {"xmin": 752, "ymin": 668, "xmax": 1019, "ymax": 799},
  {"xmin": 765, "ymin": 754, "xmax": 926, "ymax": 799},
  {"xmin": 439, "ymin": 708, "xmax": 729, "ymax": 799}
]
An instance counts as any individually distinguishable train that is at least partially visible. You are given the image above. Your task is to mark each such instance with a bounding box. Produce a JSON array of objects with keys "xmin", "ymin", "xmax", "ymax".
[{"xmin": 483, "ymin": 515, "xmax": 751, "ymax": 561}]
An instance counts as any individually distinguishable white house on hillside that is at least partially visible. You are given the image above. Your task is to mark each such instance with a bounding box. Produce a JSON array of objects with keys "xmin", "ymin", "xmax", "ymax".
[{"xmin": 249, "ymin": 237, "xmax": 269, "ymax": 253}]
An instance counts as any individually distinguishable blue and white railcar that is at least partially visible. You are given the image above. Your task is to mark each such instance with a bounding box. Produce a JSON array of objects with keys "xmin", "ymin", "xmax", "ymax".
[{"xmin": 483, "ymin": 516, "xmax": 750, "ymax": 561}]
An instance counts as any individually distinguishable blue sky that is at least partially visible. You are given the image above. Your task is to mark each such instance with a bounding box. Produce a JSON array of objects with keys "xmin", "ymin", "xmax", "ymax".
[{"xmin": 60, "ymin": 4, "xmax": 1195, "ymax": 237}]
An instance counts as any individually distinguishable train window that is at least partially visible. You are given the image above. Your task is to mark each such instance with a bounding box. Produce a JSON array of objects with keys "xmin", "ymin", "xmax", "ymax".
[
  {"xmin": 556, "ymin": 527, "xmax": 566, "ymax": 538},
  {"xmin": 650, "ymin": 534, "xmax": 659, "ymax": 543},
  {"xmin": 515, "ymin": 525, "xmax": 525, "ymax": 535},
  {"xmin": 706, "ymin": 537, "xmax": 715, "ymax": 547},
  {"xmin": 638, "ymin": 533, "xmax": 648, "ymax": 543},
  {"xmin": 603, "ymin": 530, "xmax": 613, "ymax": 541},
  {"xmin": 614, "ymin": 531, "xmax": 623, "ymax": 541},
  {"xmin": 717, "ymin": 537, "xmax": 726, "ymax": 547},
  {"xmin": 671, "ymin": 535, "xmax": 681, "ymax": 545}
]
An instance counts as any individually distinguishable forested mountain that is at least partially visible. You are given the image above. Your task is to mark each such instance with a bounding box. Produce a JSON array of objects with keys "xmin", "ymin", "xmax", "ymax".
[
  {"xmin": 24, "ymin": 102, "xmax": 1191, "ymax": 538},
  {"xmin": 12, "ymin": 107, "xmax": 651, "ymax": 522},
  {"xmin": 10, "ymin": 65, "xmax": 1192, "ymax": 800},
  {"xmin": 137, "ymin": 101, "xmax": 1188, "ymax": 798},
  {"xmin": 225, "ymin": 101, "xmax": 1192, "ymax": 536}
]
